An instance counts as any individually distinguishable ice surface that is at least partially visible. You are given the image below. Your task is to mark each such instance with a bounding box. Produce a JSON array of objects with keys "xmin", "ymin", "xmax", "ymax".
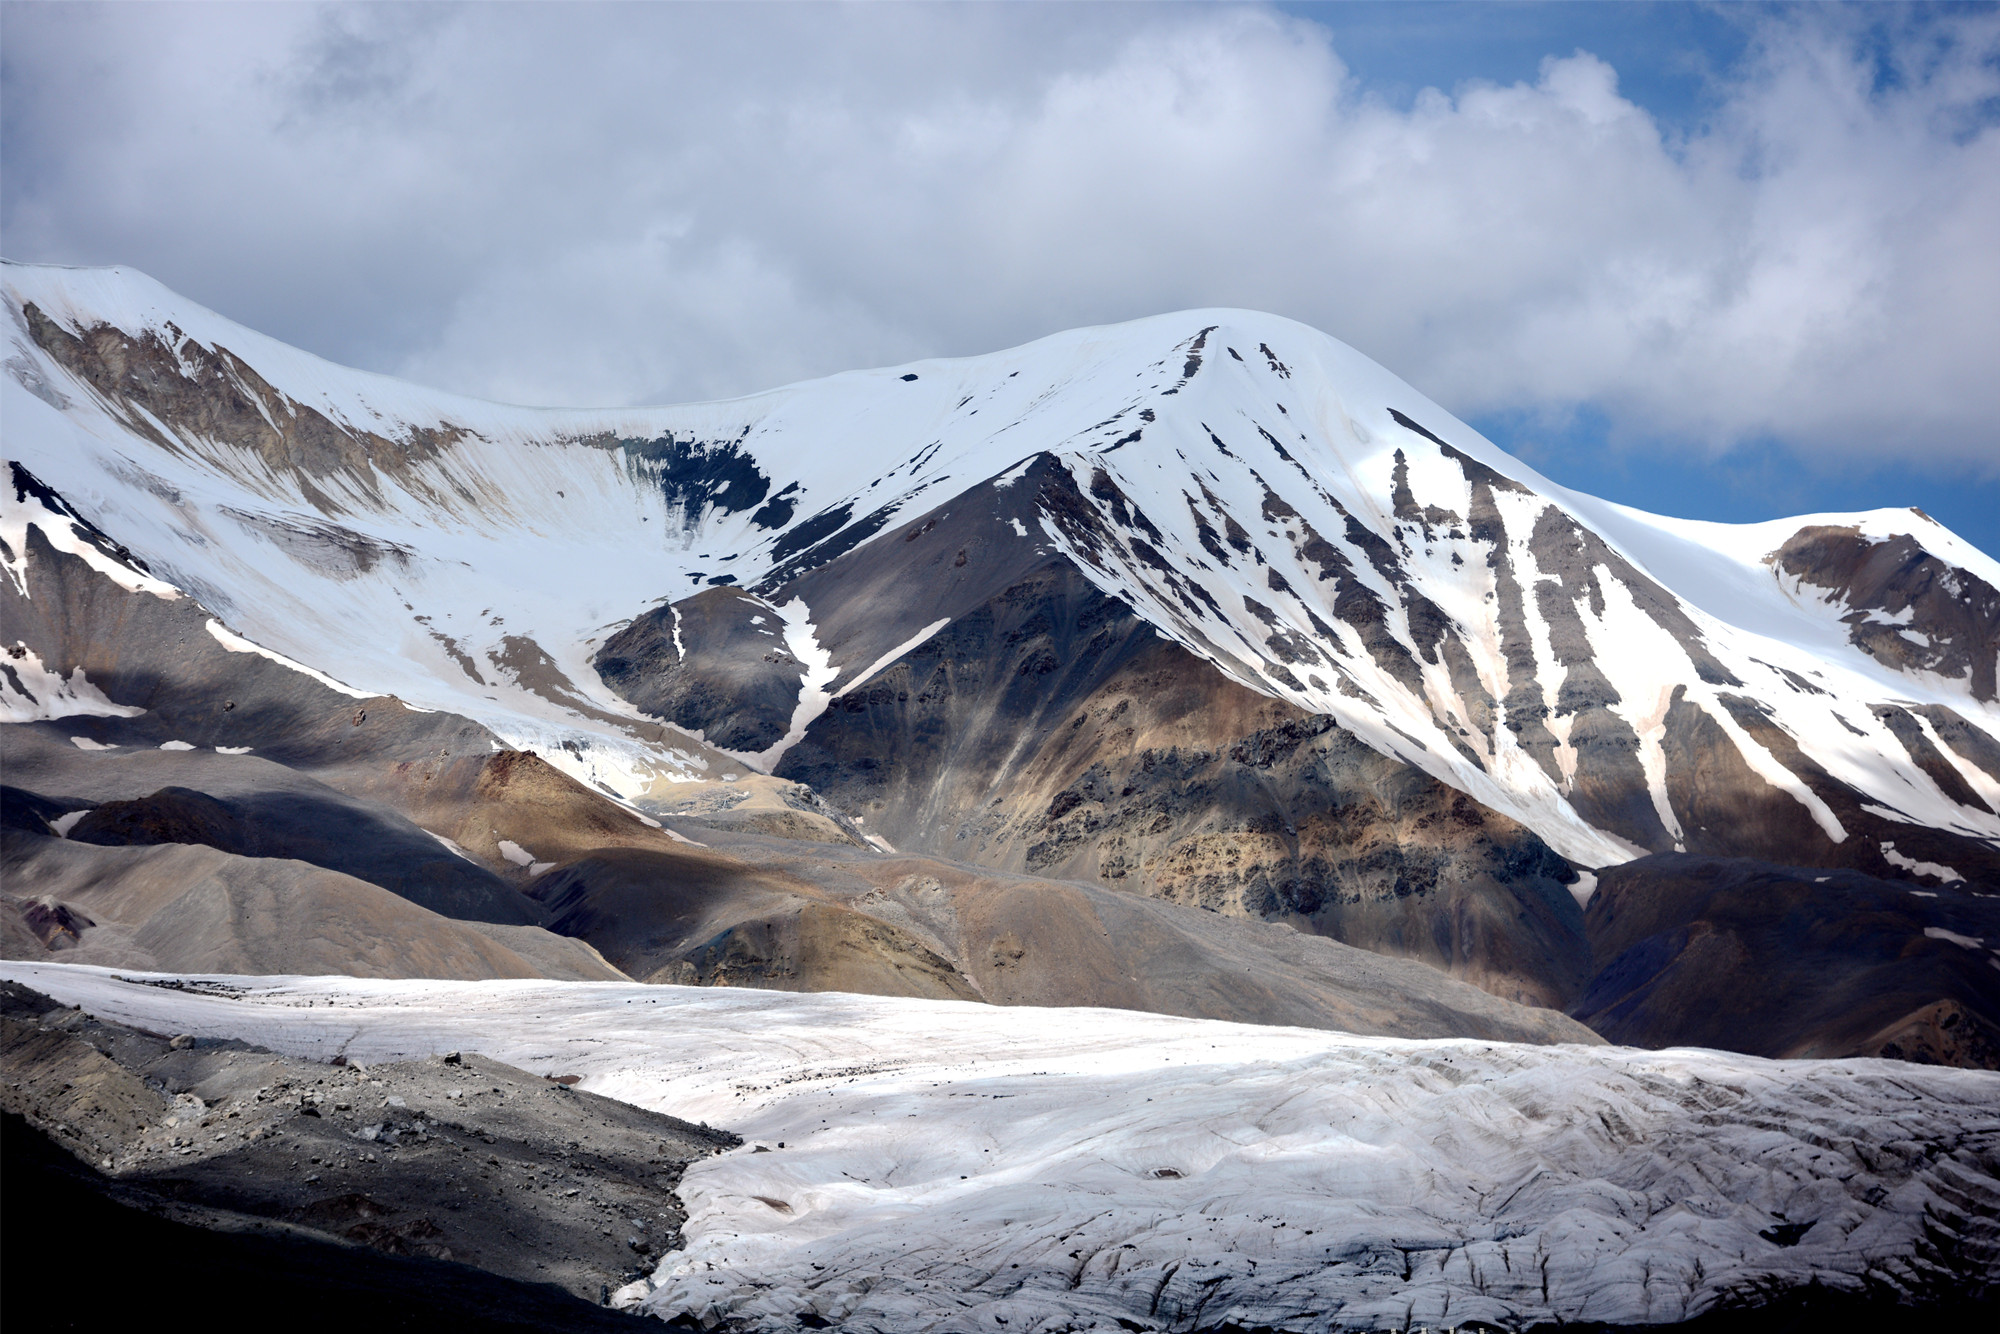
[{"xmin": 1, "ymin": 962, "xmax": 1992, "ymax": 1333}]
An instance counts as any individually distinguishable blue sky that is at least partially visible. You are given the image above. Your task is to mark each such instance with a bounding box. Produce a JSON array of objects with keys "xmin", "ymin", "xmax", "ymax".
[
  {"xmin": 1284, "ymin": 0, "xmax": 1997, "ymax": 552},
  {"xmin": 1282, "ymin": 1, "xmax": 1751, "ymax": 128},
  {"xmin": 4, "ymin": 1, "xmax": 1997, "ymax": 557},
  {"xmin": 1284, "ymin": 1, "xmax": 2000, "ymax": 554}
]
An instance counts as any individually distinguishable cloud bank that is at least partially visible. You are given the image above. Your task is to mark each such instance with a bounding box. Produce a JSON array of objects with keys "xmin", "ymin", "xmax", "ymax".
[{"xmin": 4, "ymin": 2, "xmax": 1996, "ymax": 479}]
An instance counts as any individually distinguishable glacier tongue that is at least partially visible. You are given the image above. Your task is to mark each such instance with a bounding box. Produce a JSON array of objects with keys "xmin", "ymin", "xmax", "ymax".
[{"xmin": 6, "ymin": 962, "xmax": 1994, "ymax": 1332}]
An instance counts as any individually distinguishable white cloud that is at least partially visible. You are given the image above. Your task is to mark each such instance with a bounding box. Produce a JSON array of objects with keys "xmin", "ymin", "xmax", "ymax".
[{"xmin": 3, "ymin": 3, "xmax": 1995, "ymax": 477}]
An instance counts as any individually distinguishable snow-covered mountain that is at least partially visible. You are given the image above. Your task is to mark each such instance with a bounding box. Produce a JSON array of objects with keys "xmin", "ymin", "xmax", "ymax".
[
  {"xmin": 7, "ymin": 259, "xmax": 1996, "ymax": 890},
  {"xmin": 9, "ymin": 260, "xmax": 2000, "ymax": 1330}
]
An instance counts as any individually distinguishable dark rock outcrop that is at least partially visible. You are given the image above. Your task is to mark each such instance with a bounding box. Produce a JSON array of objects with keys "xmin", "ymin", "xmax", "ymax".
[
  {"xmin": 1773, "ymin": 523, "xmax": 2000, "ymax": 702},
  {"xmin": 1574, "ymin": 853, "xmax": 2000, "ymax": 1067},
  {"xmin": 594, "ymin": 586, "xmax": 807, "ymax": 754},
  {"xmin": 0, "ymin": 980, "xmax": 733, "ymax": 1311}
]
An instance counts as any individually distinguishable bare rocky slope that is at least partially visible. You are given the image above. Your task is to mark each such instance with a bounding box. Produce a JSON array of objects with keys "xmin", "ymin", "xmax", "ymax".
[{"xmin": 1575, "ymin": 852, "xmax": 2000, "ymax": 1065}]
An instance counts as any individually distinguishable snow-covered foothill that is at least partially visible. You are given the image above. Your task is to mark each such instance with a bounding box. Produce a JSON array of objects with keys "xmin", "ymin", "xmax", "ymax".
[{"xmin": 1, "ymin": 962, "xmax": 1993, "ymax": 1333}]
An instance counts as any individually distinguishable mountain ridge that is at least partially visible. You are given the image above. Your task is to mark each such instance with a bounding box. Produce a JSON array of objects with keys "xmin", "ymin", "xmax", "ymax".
[
  {"xmin": 11, "ymin": 257, "xmax": 1992, "ymax": 883},
  {"xmin": 7, "ymin": 258, "xmax": 1999, "ymax": 1055}
]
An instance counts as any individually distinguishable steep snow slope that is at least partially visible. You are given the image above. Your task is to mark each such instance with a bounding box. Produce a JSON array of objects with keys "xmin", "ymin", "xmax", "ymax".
[
  {"xmin": 6, "ymin": 260, "xmax": 1997, "ymax": 871},
  {"xmin": 6, "ymin": 963, "xmax": 1995, "ymax": 1331}
]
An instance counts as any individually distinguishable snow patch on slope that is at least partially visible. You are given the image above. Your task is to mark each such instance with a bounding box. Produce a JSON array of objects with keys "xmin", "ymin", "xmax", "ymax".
[
  {"xmin": 496, "ymin": 838, "xmax": 556, "ymax": 877},
  {"xmin": 1884, "ymin": 842, "xmax": 1964, "ymax": 884},
  {"xmin": 737, "ymin": 598, "xmax": 839, "ymax": 772},
  {"xmin": 0, "ymin": 643, "xmax": 146, "ymax": 723},
  {"xmin": 835, "ymin": 618, "xmax": 950, "ymax": 697},
  {"xmin": 205, "ymin": 619, "xmax": 377, "ymax": 700}
]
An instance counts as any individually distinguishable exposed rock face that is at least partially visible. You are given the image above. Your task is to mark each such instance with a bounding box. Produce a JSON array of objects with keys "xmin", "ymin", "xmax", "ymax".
[
  {"xmin": 596, "ymin": 588, "xmax": 808, "ymax": 755},
  {"xmin": 1652, "ymin": 689, "xmax": 2000, "ymax": 884},
  {"xmin": 20, "ymin": 301, "xmax": 467, "ymax": 516},
  {"xmin": 781, "ymin": 558, "xmax": 1589, "ymax": 1009},
  {"xmin": 1574, "ymin": 853, "xmax": 2000, "ymax": 1067},
  {"xmin": 621, "ymin": 458, "xmax": 1592, "ymax": 1008},
  {"xmin": 1773, "ymin": 523, "xmax": 2000, "ymax": 703},
  {"xmin": 606, "ymin": 434, "xmax": 2000, "ymax": 1016}
]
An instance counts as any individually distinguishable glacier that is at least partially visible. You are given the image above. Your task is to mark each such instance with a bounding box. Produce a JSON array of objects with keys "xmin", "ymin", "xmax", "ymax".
[{"xmin": 3, "ymin": 960, "xmax": 1994, "ymax": 1331}]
